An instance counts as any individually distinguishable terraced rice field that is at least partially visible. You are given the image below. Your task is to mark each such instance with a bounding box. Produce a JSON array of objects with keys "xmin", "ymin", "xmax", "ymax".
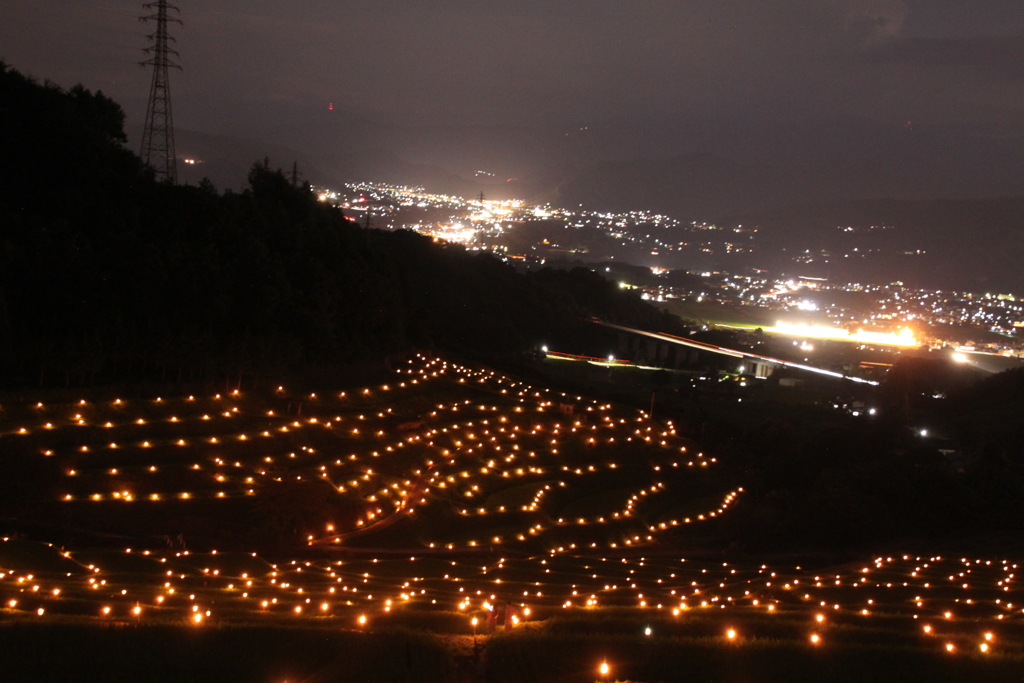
[{"xmin": 1, "ymin": 355, "xmax": 1022, "ymax": 680}]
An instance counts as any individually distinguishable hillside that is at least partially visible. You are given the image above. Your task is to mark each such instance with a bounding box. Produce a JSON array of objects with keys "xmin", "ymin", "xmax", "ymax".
[
  {"xmin": 728, "ymin": 197, "xmax": 1024, "ymax": 292},
  {"xmin": 0, "ymin": 63, "xmax": 682, "ymax": 389}
]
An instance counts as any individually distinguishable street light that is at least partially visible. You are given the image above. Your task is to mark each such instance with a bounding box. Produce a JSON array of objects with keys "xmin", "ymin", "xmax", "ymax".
[{"xmin": 599, "ymin": 660, "xmax": 610, "ymax": 682}]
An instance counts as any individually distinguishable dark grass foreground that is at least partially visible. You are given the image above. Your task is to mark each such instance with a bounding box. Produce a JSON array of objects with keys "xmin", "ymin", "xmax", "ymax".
[
  {"xmin": 0, "ymin": 622, "xmax": 454, "ymax": 683},
  {"xmin": 485, "ymin": 632, "xmax": 1024, "ymax": 683}
]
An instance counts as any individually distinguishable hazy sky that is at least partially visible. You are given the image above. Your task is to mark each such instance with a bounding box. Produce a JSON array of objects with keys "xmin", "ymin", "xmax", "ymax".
[{"xmin": 3, "ymin": 1, "xmax": 1023, "ymax": 141}]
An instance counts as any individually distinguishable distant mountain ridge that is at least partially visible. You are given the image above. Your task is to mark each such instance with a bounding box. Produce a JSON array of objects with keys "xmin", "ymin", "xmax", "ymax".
[
  {"xmin": 549, "ymin": 149, "xmax": 1024, "ymax": 220},
  {"xmin": 729, "ymin": 196, "xmax": 1024, "ymax": 293},
  {"xmin": 169, "ymin": 101, "xmax": 1024, "ymax": 217}
]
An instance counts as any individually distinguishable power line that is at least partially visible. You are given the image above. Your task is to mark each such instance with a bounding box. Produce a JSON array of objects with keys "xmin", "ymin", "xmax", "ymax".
[{"xmin": 139, "ymin": 0, "xmax": 182, "ymax": 183}]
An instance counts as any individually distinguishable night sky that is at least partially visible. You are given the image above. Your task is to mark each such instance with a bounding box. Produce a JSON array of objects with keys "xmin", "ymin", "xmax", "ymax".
[{"xmin": 3, "ymin": 1, "xmax": 1024, "ymax": 195}]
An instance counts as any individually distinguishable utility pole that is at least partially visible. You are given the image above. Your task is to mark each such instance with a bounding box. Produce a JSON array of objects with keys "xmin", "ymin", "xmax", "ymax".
[
  {"xmin": 291, "ymin": 161, "xmax": 300, "ymax": 187},
  {"xmin": 140, "ymin": 0, "xmax": 182, "ymax": 183}
]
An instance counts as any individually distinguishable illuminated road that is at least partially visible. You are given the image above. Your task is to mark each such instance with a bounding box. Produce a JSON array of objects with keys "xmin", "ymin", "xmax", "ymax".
[{"xmin": 593, "ymin": 320, "xmax": 879, "ymax": 385}]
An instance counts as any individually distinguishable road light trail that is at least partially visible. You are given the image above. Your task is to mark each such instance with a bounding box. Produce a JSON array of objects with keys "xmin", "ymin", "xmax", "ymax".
[{"xmin": 592, "ymin": 320, "xmax": 878, "ymax": 385}]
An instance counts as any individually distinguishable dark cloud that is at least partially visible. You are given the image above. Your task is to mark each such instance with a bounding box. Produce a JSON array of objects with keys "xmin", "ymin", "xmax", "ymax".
[
  {"xmin": 2, "ymin": 0, "xmax": 1024, "ymax": 161},
  {"xmin": 866, "ymin": 33, "xmax": 1024, "ymax": 79},
  {"xmin": 838, "ymin": 0, "xmax": 909, "ymax": 47}
]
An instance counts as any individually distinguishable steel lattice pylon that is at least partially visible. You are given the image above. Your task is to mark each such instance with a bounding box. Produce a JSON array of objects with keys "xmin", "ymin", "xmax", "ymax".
[{"xmin": 140, "ymin": 0, "xmax": 182, "ymax": 183}]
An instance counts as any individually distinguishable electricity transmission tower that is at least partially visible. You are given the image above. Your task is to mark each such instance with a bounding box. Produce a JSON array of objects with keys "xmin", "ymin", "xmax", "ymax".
[{"xmin": 140, "ymin": 0, "xmax": 182, "ymax": 183}]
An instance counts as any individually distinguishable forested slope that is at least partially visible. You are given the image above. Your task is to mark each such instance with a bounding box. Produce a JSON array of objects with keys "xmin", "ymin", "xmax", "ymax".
[{"xmin": 0, "ymin": 63, "xmax": 681, "ymax": 388}]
